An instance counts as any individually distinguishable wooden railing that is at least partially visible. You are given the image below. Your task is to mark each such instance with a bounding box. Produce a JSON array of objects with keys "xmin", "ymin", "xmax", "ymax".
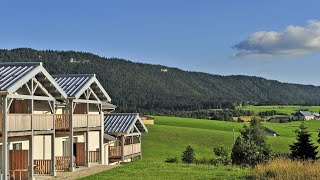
[
  {"xmin": 124, "ymin": 143, "xmax": 141, "ymax": 156},
  {"xmin": 109, "ymin": 146, "xmax": 121, "ymax": 157},
  {"xmin": 89, "ymin": 151, "xmax": 100, "ymax": 162},
  {"xmin": 88, "ymin": 114, "xmax": 101, "ymax": 127},
  {"xmin": 33, "ymin": 114, "xmax": 54, "ymax": 130},
  {"xmin": 55, "ymin": 114, "xmax": 101, "ymax": 128},
  {"xmin": 55, "ymin": 114, "xmax": 69, "ymax": 129},
  {"xmin": 73, "ymin": 114, "xmax": 87, "ymax": 127},
  {"xmin": 55, "ymin": 156, "xmax": 70, "ymax": 171},
  {"xmin": 34, "ymin": 159, "xmax": 51, "ymax": 175},
  {"xmin": 108, "ymin": 143, "xmax": 141, "ymax": 158},
  {"xmin": 8, "ymin": 114, "xmax": 31, "ymax": 131}
]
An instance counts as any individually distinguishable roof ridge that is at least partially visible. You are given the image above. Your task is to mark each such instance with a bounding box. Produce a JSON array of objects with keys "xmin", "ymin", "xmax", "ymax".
[
  {"xmin": 0, "ymin": 62, "xmax": 42, "ymax": 66},
  {"xmin": 52, "ymin": 74, "xmax": 95, "ymax": 77}
]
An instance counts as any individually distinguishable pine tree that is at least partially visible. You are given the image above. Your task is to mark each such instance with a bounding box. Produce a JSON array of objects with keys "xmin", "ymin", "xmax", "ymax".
[
  {"xmin": 181, "ymin": 145, "xmax": 195, "ymax": 164},
  {"xmin": 290, "ymin": 123, "xmax": 318, "ymax": 160}
]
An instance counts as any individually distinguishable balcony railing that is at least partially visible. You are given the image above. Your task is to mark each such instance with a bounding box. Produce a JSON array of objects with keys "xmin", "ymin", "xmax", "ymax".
[
  {"xmin": 108, "ymin": 143, "xmax": 141, "ymax": 158},
  {"xmin": 6, "ymin": 114, "xmax": 54, "ymax": 132},
  {"xmin": 55, "ymin": 114, "xmax": 101, "ymax": 129}
]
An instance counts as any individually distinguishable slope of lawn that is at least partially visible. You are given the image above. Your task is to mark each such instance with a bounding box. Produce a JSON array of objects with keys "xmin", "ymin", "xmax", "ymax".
[
  {"xmin": 264, "ymin": 120, "xmax": 320, "ymax": 153},
  {"xmin": 83, "ymin": 116, "xmax": 250, "ymax": 179},
  {"xmin": 239, "ymin": 105, "xmax": 320, "ymax": 115},
  {"xmin": 83, "ymin": 116, "xmax": 320, "ymax": 179}
]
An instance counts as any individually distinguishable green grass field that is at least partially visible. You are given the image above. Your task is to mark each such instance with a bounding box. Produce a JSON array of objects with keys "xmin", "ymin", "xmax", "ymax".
[
  {"xmin": 239, "ymin": 105, "xmax": 320, "ymax": 115},
  {"xmin": 83, "ymin": 116, "xmax": 320, "ymax": 179}
]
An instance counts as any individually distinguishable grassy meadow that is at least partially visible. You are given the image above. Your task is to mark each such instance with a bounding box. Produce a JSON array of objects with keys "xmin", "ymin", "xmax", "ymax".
[
  {"xmin": 238, "ymin": 105, "xmax": 320, "ymax": 115},
  {"xmin": 83, "ymin": 116, "xmax": 320, "ymax": 179}
]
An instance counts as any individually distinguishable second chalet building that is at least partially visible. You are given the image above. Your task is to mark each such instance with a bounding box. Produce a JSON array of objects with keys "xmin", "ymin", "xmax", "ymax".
[{"xmin": 0, "ymin": 62, "xmax": 147, "ymax": 180}]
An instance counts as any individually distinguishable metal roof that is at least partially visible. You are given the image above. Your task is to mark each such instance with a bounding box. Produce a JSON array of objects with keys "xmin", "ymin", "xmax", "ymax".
[
  {"xmin": 0, "ymin": 62, "xmax": 67, "ymax": 98},
  {"xmin": 53, "ymin": 74, "xmax": 111, "ymax": 101},
  {"xmin": 0, "ymin": 62, "xmax": 39, "ymax": 90},
  {"xmin": 299, "ymin": 111, "xmax": 314, "ymax": 116},
  {"xmin": 53, "ymin": 74, "xmax": 93, "ymax": 97},
  {"xmin": 104, "ymin": 113, "xmax": 148, "ymax": 136}
]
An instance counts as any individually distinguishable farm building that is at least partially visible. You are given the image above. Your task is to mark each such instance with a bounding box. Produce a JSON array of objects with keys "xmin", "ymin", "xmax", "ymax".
[
  {"xmin": 0, "ymin": 62, "xmax": 147, "ymax": 180},
  {"xmin": 293, "ymin": 111, "xmax": 315, "ymax": 120},
  {"xmin": 268, "ymin": 116, "xmax": 291, "ymax": 123}
]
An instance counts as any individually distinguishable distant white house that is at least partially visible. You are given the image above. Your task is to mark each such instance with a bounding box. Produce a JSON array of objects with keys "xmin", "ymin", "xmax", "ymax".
[{"xmin": 293, "ymin": 111, "xmax": 314, "ymax": 120}]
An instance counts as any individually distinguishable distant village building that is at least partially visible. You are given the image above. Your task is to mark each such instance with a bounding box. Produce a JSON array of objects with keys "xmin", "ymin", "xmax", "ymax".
[
  {"xmin": 293, "ymin": 111, "xmax": 315, "ymax": 120},
  {"xmin": 161, "ymin": 68, "xmax": 168, "ymax": 72},
  {"xmin": 268, "ymin": 115, "xmax": 291, "ymax": 123}
]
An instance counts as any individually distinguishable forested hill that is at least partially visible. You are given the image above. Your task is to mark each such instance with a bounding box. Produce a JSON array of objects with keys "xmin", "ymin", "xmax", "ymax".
[{"xmin": 1, "ymin": 48, "xmax": 320, "ymax": 112}]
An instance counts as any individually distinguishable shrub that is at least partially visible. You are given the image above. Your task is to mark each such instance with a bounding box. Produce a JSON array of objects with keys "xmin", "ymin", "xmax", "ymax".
[
  {"xmin": 213, "ymin": 144, "xmax": 229, "ymax": 158},
  {"xmin": 231, "ymin": 117, "xmax": 271, "ymax": 167},
  {"xmin": 165, "ymin": 156, "xmax": 179, "ymax": 163},
  {"xmin": 182, "ymin": 145, "xmax": 195, "ymax": 164},
  {"xmin": 194, "ymin": 157, "xmax": 231, "ymax": 166}
]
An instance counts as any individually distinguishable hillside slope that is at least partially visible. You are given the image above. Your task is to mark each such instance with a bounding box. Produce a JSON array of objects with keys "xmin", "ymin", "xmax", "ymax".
[{"xmin": 1, "ymin": 48, "xmax": 320, "ymax": 112}]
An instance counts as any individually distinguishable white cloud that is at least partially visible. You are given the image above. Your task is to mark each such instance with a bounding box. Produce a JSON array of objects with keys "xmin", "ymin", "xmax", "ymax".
[{"xmin": 233, "ymin": 20, "xmax": 320, "ymax": 58}]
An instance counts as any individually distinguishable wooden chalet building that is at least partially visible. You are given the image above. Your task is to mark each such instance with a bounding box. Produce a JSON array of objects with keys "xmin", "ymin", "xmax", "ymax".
[{"xmin": 0, "ymin": 62, "xmax": 148, "ymax": 180}]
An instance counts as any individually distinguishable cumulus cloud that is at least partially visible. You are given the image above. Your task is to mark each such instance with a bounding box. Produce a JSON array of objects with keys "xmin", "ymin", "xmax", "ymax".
[{"xmin": 233, "ymin": 20, "xmax": 320, "ymax": 58}]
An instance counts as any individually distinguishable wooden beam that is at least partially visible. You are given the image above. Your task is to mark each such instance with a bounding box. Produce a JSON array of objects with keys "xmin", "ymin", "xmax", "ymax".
[
  {"xmin": 2, "ymin": 97, "xmax": 8, "ymax": 180},
  {"xmin": 73, "ymin": 99, "xmax": 101, "ymax": 104},
  {"xmin": 7, "ymin": 94, "xmax": 55, "ymax": 101}
]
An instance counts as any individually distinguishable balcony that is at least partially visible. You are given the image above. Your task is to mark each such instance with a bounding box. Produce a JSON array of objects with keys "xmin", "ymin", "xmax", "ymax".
[
  {"xmin": 108, "ymin": 143, "xmax": 141, "ymax": 158},
  {"xmin": 55, "ymin": 114, "xmax": 101, "ymax": 130},
  {"xmin": 1, "ymin": 114, "xmax": 54, "ymax": 132}
]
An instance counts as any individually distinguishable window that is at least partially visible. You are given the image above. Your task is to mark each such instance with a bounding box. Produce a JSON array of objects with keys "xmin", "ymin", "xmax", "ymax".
[{"xmin": 12, "ymin": 143, "xmax": 22, "ymax": 150}]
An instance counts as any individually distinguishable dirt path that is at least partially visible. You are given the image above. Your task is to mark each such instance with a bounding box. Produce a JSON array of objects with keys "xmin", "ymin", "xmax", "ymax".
[{"xmin": 50, "ymin": 164, "xmax": 120, "ymax": 179}]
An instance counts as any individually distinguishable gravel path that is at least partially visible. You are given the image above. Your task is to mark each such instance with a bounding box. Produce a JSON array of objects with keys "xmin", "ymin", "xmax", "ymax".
[{"xmin": 48, "ymin": 164, "xmax": 120, "ymax": 180}]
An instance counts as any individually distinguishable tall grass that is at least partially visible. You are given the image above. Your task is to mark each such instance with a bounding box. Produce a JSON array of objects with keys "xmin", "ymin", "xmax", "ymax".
[{"xmin": 252, "ymin": 158, "xmax": 320, "ymax": 179}]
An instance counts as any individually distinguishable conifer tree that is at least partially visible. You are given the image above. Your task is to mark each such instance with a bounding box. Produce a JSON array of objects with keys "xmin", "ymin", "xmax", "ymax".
[{"xmin": 290, "ymin": 123, "xmax": 318, "ymax": 160}]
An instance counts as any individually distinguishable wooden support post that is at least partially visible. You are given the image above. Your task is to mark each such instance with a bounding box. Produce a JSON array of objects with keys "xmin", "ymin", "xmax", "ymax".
[
  {"xmin": 29, "ymin": 87, "xmax": 35, "ymax": 179},
  {"xmin": 85, "ymin": 131, "xmax": 89, "ymax": 167},
  {"xmin": 85, "ymin": 102, "xmax": 90, "ymax": 167},
  {"xmin": 121, "ymin": 135, "xmax": 125, "ymax": 162},
  {"xmin": 2, "ymin": 97, "xmax": 8, "ymax": 180},
  {"xmin": 131, "ymin": 128, "xmax": 134, "ymax": 162},
  {"xmin": 139, "ymin": 135, "xmax": 142, "ymax": 160},
  {"xmin": 51, "ymin": 101, "xmax": 56, "ymax": 176},
  {"xmin": 99, "ymin": 103, "xmax": 104, "ymax": 164},
  {"xmin": 69, "ymin": 100, "xmax": 74, "ymax": 172}
]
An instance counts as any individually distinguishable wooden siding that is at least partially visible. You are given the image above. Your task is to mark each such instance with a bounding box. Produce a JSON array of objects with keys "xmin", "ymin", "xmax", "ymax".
[
  {"xmin": 89, "ymin": 151, "xmax": 100, "ymax": 162},
  {"xmin": 34, "ymin": 160, "xmax": 51, "ymax": 175},
  {"xmin": 10, "ymin": 99, "xmax": 28, "ymax": 114}
]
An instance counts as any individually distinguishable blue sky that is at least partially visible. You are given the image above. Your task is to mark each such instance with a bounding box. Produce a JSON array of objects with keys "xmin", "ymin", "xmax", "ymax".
[{"xmin": 1, "ymin": 1, "xmax": 320, "ymax": 85}]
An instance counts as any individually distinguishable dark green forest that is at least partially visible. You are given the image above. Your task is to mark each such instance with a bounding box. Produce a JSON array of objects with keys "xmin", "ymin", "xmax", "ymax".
[{"xmin": 1, "ymin": 48, "xmax": 320, "ymax": 112}]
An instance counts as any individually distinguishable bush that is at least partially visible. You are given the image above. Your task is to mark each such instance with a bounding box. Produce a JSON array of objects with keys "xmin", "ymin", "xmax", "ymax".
[
  {"xmin": 231, "ymin": 117, "xmax": 271, "ymax": 167},
  {"xmin": 182, "ymin": 145, "xmax": 195, "ymax": 164},
  {"xmin": 165, "ymin": 157, "xmax": 179, "ymax": 163},
  {"xmin": 213, "ymin": 144, "xmax": 229, "ymax": 158}
]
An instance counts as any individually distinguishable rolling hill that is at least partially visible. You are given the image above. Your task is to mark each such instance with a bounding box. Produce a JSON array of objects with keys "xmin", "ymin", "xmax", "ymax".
[{"xmin": 1, "ymin": 48, "xmax": 320, "ymax": 112}]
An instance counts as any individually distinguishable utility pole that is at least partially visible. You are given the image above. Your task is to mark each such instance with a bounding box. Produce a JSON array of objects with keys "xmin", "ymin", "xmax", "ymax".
[{"xmin": 229, "ymin": 125, "xmax": 235, "ymax": 145}]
